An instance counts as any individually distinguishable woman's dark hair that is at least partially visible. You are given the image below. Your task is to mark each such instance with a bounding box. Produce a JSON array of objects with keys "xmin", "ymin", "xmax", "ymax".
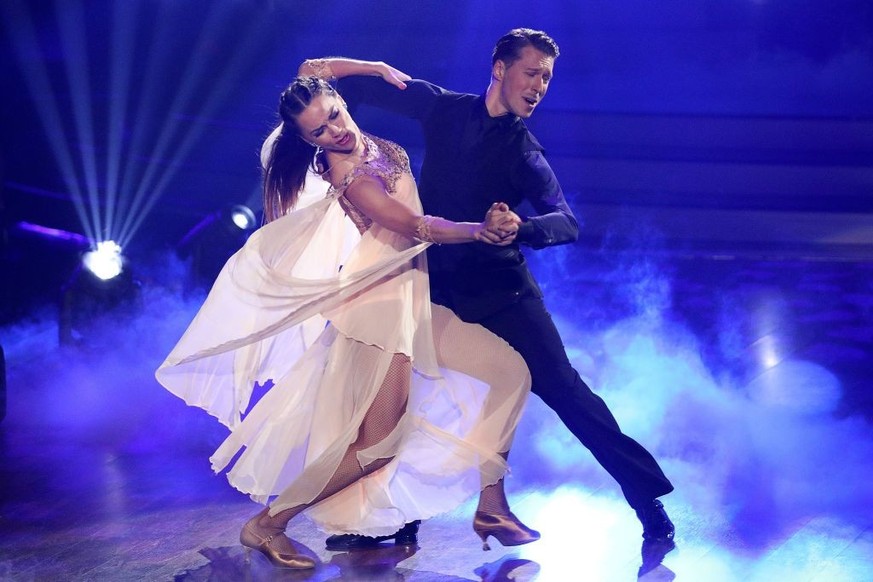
[
  {"xmin": 491, "ymin": 28, "xmax": 560, "ymax": 68},
  {"xmin": 262, "ymin": 76, "xmax": 336, "ymax": 222}
]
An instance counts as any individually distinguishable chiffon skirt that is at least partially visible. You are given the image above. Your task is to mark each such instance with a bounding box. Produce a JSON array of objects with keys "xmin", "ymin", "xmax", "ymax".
[{"xmin": 156, "ymin": 184, "xmax": 531, "ymax": 536}]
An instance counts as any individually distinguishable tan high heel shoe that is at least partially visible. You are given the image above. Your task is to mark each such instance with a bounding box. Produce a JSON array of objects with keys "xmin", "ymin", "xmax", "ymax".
[
  {"xmin": 473, "ymin": 511, "xmax": 541, "ymax": 551},
  {"xmin": 240, "ymin": 521, "xmax": 316, "ymax": 569}
]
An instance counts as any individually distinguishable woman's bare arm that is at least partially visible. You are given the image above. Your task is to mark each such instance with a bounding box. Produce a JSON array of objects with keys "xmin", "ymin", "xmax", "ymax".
[{"xmin": 344, "ymin": 176, "xmax": 516, "ymax": 245}]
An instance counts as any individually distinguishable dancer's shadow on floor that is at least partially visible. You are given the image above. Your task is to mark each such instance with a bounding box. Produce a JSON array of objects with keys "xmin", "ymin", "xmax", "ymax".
[
  {"xmin": 474, "ymin": 556, "xmax": 540, "ymax": 581},
  {"xmin": 172, "ymin": 539, "xmax": 672, "ymax": 581},
  {"xmin": 174, "ymin": 540, "xmax": 477, "ymax": 581},
  {"xmin": 324, "ymin": 544, "xmax": 420, "ymax": 581},
  {"xmin": 174, "ymin": 540, "xmax": 324, "ymax": 581}
]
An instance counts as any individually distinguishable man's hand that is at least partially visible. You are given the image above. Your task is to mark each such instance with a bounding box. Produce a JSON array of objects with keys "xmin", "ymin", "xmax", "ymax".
[{"xmin": 479, "ymin": 202, "xmax": 521, "ymax": 246}]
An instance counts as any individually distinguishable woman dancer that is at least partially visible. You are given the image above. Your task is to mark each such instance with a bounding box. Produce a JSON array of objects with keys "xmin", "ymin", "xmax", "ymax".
[{"xmin": 156, "ymin": 65, "xmax": 538, "ymax": 569}]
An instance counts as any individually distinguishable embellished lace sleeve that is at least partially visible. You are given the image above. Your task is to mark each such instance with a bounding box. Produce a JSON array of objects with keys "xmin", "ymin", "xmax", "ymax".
[{"xmin": 303, "ymin": 58, "xmax": 336, "ymax": 82}]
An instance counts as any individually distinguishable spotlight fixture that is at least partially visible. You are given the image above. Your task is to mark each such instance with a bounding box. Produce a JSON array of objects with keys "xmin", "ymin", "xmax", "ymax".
[
  {"xmin": 229, "ymin": 204, "xmax": 256, "ymax": 230},
  {"xmin": 82, "ymin": 240, "xmax": 124, "ymax": 281},
  {"xmin": 60, "ymin": 242, "xmax": 140, "ymax": 348}
]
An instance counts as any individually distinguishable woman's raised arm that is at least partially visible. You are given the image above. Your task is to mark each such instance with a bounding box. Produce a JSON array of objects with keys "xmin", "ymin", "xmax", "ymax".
[{"xmin": 298, "ymin": 58, "xmax": 411, "ymax": 89}]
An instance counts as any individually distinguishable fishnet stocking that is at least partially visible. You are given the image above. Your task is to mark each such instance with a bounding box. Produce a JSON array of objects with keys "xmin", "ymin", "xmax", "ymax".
[
  {"xmin": 255, "ymin": 352, "xmax": 411, "ymax": 537},
  {"xmin": 476, "ymin": 451, "xmax": 511, "ymax": 515}
]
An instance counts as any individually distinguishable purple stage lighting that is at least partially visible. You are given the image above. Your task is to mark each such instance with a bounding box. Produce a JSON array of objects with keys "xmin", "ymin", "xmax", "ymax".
[{"xmin": 13, "ymin": 221, "xmax": 90, "ymax": 249}]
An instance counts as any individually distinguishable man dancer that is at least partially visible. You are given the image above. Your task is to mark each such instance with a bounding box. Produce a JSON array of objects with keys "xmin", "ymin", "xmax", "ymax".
[{"xmin": 316, "ymin": 28, "xmax": 674, "ymax": 549}]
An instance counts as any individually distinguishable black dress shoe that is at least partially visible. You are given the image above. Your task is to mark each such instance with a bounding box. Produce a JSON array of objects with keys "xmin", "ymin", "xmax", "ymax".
[
  {"xmin": 638, "ymin": 537, "xmax": 676, "ymax": 576},
  {"xmin": 325, "ymin": 521, "xmax": 420, "ymax": 551},
  {"xmin": 635, "ymin": 499, "xmax": 675, "ymax": 541}
]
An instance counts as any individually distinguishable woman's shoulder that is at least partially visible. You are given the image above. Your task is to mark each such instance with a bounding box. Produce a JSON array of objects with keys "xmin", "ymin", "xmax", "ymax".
[{"xmin": 336, "ymin": 134, "xmax": 411, "ymax": 196}]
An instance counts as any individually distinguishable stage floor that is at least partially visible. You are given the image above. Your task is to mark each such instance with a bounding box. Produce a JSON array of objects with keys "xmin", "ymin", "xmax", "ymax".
[{"xmin": 2, "ymin": 250, "xmax": 872, "ymax": 581}]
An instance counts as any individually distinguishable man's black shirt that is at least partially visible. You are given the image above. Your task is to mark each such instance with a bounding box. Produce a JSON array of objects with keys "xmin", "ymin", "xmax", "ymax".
[{"xmin": 340, "ymin": 76, "xmax": 579, "ymax": 318}]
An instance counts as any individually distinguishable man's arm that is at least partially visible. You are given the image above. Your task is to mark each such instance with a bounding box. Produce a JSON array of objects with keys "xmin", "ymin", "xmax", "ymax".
[
  {"xmin": 512, "ymin": 151, "xmax": 579, "ymax": 250},
  {"xmin": 338, "ymin": 75, "xmax": 447, "ymax": 122}
]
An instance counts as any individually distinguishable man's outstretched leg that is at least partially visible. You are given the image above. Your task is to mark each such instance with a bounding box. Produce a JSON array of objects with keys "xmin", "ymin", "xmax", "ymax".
[{"xmin": 478, "ymin": 295, "xmax": 675, "ymax": 542}]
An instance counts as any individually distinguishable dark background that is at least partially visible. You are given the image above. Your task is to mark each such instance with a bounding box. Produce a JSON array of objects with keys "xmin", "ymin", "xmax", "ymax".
[{"xmin": 2, "ymin": 0, "xmax": 872, "ymax": 324}]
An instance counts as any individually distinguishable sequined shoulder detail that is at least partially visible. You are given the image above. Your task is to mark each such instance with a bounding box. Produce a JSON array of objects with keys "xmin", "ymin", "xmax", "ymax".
[
  {"xmin": 337, "ymin": 134, "xmax": 411, "ymax": 194},
  {"xmin": 333, "ymin": 135, "xmax": 412, "ymax": 233}
]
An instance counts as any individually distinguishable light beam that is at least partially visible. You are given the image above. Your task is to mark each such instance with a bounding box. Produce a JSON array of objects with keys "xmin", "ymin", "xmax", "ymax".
[{"xmin": 1, "ymin": 0, "xmax": 96, "ymax": 243}]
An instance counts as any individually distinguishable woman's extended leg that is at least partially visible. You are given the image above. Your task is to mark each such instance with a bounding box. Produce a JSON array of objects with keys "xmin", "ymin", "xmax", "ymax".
[{"xmin": 429, "ymin": 304, "xmax": 539, "ymax": 550}]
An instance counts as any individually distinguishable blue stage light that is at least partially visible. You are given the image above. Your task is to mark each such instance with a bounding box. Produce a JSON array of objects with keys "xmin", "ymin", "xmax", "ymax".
[
  {"xmin": 230, "ymin": 205, "xmax": 257, "ymax": 230},
  {"xmin": 176, "ymin": 205, "xmax": 258, "ymax": 288}
]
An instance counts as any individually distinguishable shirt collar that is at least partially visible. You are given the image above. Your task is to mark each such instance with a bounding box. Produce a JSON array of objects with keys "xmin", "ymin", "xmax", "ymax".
[{"xmin": 474, "ymin": 95, "xmax": 520, "ymax": 129}]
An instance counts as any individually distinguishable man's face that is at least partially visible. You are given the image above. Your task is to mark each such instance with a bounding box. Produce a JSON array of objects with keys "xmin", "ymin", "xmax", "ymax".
[{"xmin": 494, "ymin": 45, "xmax": 554, "ymax": 118}]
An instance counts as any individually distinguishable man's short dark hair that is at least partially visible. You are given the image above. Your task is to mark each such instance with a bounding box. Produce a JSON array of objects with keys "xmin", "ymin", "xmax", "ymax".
[{"xmin": 492, "ymin": 28, "xmax": 560, "ymax": 67}]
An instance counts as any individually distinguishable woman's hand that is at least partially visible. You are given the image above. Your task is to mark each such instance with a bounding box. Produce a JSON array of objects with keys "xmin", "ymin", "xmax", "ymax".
[
  {"xmin": 373, "ymin": 61, "xmax": 412, "ymax": 89},
  {"xmin": 477, "ymin": 202, "xmax": 521, "ymax": 246}
]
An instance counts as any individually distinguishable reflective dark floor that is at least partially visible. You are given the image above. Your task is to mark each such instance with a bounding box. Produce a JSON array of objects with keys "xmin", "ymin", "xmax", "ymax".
[{"xmin": 2, "ymin": 248, "xmax": 872, "ymax": 581}]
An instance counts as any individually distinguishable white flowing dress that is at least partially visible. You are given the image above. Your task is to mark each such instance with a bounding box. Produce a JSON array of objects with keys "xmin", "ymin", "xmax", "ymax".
[{"xmin": 156, "ymin": 134, "xmax": 531, "ymax": 536}]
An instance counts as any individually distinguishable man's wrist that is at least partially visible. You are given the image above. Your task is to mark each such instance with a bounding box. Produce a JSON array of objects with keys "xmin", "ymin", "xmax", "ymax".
[{"xmin": 515, "ymin": 220, "xmax": 535, "ymax": 242}]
